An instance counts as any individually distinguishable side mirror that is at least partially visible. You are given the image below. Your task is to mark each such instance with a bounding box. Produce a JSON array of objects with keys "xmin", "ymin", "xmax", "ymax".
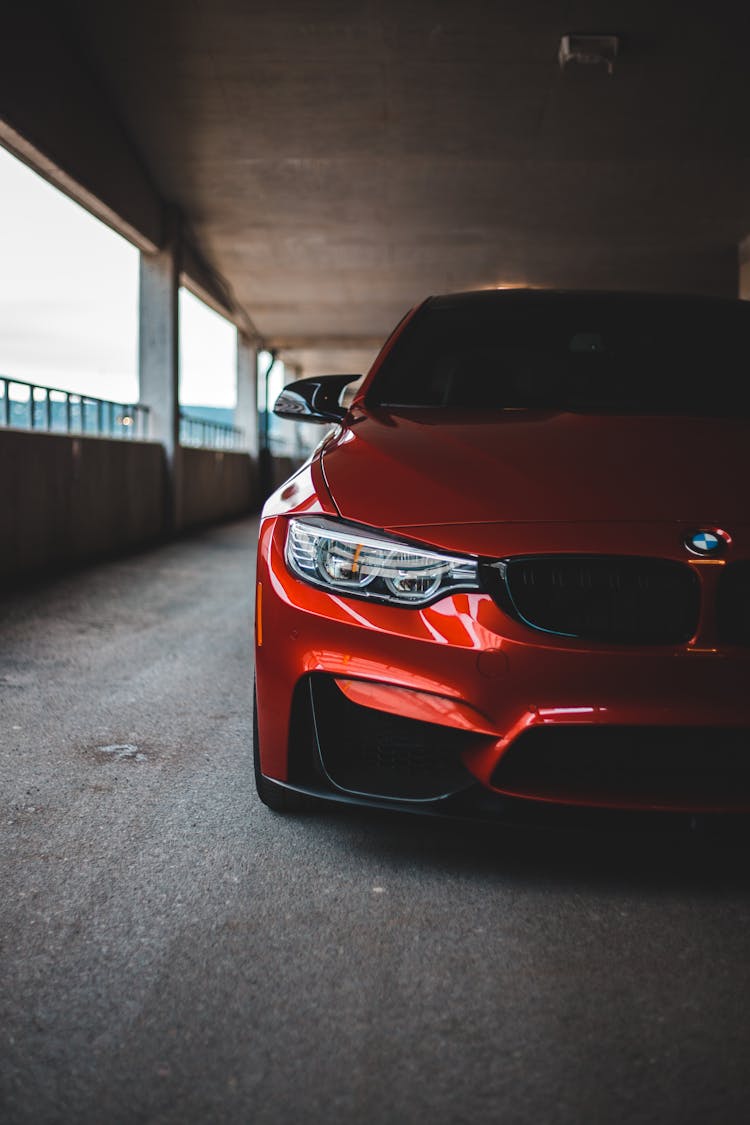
[{"xmin": 273, "ymin": 374, "xmax": 361, "ymax": 424}]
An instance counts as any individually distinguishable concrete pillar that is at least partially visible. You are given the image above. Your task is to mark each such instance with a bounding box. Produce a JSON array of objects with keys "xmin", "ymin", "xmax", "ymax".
[
  {"xmin": 739, "ymin": 236, "xmax": 750, "ymax": 300},
  {"xmin": 257, "ymin": 349, "xmax": 276, "ymax": 500},
  {"xmin": 138, "ymin": 214, "xmax": 181, "ymax": 529},
  {"xmin": 235, "ymin": 332, "xmax": 259, "ymax": 458}
]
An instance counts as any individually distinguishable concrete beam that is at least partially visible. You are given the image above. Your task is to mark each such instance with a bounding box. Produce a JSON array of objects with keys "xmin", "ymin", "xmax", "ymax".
[
  {"xmin": 0, "ymin": 6, "xmax": 161, "ymax": 251},
  {"xmin": 180, "ymin": 239, "xmax": 259, "ymax": 334},
  {"xmin": 268, "ymin": 335, "xmax": 386, "ymax": 351},
  {"xmin": 0, "ymin": 5, "xmax": 256, "ymax": 339},
  {"xmin": 139, "ymin": 217, "xmax": 181, "ymax": 529}
]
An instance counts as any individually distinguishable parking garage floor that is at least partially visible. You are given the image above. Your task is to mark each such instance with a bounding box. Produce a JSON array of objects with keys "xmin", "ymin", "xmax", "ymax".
[{"xmin": 2, "ymin": 516, "xmax": 750, "ymax": 1124}]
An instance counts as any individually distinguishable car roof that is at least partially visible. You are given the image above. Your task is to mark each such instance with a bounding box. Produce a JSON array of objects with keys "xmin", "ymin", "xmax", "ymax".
[{"xmin": 425, "ymin": 289, "xmax": 747, "ymax": 311}]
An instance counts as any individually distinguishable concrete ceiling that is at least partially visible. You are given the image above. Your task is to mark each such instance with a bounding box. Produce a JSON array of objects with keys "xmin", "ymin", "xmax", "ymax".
[{"xmin": 63, "ymin": 0, "xmax": 750, "ymax": 374}]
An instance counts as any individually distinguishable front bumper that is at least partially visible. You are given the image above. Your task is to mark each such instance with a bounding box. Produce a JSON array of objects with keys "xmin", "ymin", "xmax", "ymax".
[{"xmin": 255, "ymin": 515, "xmax": 750, "ymax": 815}]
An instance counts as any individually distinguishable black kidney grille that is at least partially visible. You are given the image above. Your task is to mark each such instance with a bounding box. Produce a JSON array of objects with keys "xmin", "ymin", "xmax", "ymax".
[
  {"xmin": 498, "ymin": 556, "xmax": 700, "ymax": 644},
  {"xmin": 718, "ymin": 562, "xmax": 750, "ymax": 645},
  {"xmin": 309, "ymin": 676, "xmax": 479, "ymax": 800}
]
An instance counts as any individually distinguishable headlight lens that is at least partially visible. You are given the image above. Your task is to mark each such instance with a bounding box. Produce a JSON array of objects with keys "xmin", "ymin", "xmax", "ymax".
[{"xmin": 285, "ymin": 516, "xmax": 479, "ymax": 606}]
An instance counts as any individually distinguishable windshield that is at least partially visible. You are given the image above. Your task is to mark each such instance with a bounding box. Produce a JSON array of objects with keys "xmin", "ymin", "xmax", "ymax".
[{"xmin": 368, "ymin": 294, "xmax": 750, "ymax": 416}]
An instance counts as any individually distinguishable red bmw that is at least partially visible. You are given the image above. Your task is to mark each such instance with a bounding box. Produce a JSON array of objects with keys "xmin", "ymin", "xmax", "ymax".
[{"xmin": 254, "ymin": 290, "xmax": 750, "ymax": 820}]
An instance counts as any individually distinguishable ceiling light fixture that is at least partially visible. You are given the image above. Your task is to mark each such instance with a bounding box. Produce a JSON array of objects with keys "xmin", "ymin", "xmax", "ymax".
[{"xmin": 558, "ymin": 34, "xmax": 619, "ymax": 76}]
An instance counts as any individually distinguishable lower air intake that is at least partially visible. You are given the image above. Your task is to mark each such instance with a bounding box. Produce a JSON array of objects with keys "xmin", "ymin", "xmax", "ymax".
[{"xmin": 309, "ymin": 676, "xmax": 479, "ymax": 801}]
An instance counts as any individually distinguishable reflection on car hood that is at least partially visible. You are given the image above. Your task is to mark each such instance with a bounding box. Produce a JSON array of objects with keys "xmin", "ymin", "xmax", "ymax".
[{"xmin": 321, "ymin": 408, "xmax": 750, "ymax": 529}]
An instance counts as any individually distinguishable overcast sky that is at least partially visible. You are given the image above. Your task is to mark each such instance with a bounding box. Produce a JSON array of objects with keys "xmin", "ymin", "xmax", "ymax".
[{"xmin": 0, "ymin": 145, "xmax": 236, "ymax": 408}]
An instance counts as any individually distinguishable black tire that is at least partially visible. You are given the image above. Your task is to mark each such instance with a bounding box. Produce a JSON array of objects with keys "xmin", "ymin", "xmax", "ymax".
[{"xmin": 253, "ymin": 681, "xmax": 320, "ymax": 813}]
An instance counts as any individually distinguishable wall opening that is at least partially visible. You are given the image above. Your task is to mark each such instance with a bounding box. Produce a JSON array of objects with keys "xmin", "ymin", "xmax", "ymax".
[
  {"xmin": 178, "ymin": 286, "xmax": 239, "ymax": 448},
  {"xmin": 0, "ymin": 144, "xmax": 139, "ymax": 437}
]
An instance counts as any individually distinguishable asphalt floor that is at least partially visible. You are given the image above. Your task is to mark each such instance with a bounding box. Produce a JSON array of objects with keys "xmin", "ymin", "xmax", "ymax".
[{"xmin": 2, "ymin": 516, "xmax": 750, "ymax": 1124}]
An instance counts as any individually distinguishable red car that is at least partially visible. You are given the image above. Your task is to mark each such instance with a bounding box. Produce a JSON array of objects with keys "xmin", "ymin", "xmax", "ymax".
[{"xmin": 254, "ymin": 290, "xmax": 750, "ymax": 821}]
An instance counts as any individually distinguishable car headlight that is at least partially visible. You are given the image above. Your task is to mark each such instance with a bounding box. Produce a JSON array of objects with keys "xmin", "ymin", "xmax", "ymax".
[{"xmin": 285, "ymin": 516, "xmax": 480, "ymax": 606}]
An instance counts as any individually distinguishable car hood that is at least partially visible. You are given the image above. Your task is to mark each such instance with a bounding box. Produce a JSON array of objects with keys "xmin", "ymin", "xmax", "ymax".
[{"xmin": 321, "ymin": 408, "xmax": 750, "ymax": 529}]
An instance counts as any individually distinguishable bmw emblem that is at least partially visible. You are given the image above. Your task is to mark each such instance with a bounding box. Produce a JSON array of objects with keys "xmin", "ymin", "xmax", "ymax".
[{"xmin": 685, "ymin": 529, "xmax": 725, "ymax": 557}]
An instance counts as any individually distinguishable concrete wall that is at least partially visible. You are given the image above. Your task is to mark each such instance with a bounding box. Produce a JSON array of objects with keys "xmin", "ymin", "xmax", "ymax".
[
  {"xmin": 0, "ymin": 430, "xmax": 260, "ymax": 582},
  {"xmin": 0, "ymin": 428, "xmax": 166, "ymax": 581},
  {"xmin": 179, "ymin": 447, "xmax": 258, "ymax": 530}
]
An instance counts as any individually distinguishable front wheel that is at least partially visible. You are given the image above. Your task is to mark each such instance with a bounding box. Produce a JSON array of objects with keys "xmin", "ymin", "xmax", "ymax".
[{"xmin": 253, "ymin": 682, "xmax": 320, "ymax": 813}]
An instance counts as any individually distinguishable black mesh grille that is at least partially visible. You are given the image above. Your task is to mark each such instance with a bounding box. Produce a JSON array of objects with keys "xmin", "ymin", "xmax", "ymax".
[
  {"xmin": 718, "ymin": 562, "xmax": 750, "ymax": 645},
  {"xmin": 309, "ymin": 676, "xmax": 480, "ymax": 800},
  {"xmin": 490, "ymin": 725, "xmax": 750, "ymax": 808},
  {"xmin": 496, "ymin": 556, "xmax": 700, "ymax": 644}
]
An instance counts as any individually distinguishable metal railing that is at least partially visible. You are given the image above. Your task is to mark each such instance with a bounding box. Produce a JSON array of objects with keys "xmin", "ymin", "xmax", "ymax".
[
  {"xmin": 0, "ymin": 376, "xmax": 150, "ymax": 439},
  {"xmin": 179, "ymin": 412, "xmax": 244, "ymax": 450}
]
